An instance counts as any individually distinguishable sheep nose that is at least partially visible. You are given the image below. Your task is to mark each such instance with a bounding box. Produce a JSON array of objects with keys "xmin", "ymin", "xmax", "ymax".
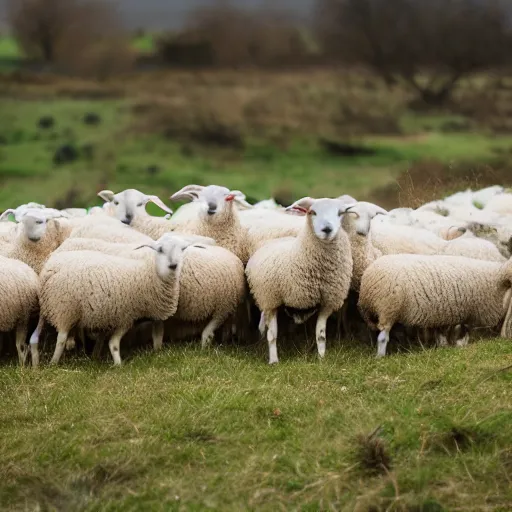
[
  {"xmin": 207, "ymin": 202, "xmax": 217, "ymax": 215},
  {"xmin": 322, "ymin": 226, "xmax": 333, "ymax": 235},
  {"xmin": 122, "ymin": 213, "xmax": 133, "ymax": 225},
  {"xmin": 168, "ymin": 263, "xmax": 178, "ymax": 270}
]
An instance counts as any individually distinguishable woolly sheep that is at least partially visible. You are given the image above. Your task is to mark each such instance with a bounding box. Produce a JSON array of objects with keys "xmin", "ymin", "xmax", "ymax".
[
  {"xmin": 0, "ymin": 209, "xmax": 69, "ymax": 274},
  {"xmin": 55, "ymin": 236, "xmax": 245, "ymax": 347},
  {"xmin": 246, "ymin": 197, "xmax": 353, "ymax": 364},
  {"xmin": 0, "ymin": 255, "xmax": 39, "ymax": 365},
  {"xmin": 170, "ymin": 184, "xmax": 252, "ymax": 262},
  {"xmin": 484, "ymin": 192, "xmax": 512, "ymax": 216},
  {"xmin": 342, "ymin": 201, "xmax": 386, "ymax": 291},
  {"xmin": 98, "ymin": 189, "xmax": 174, "ymax": 240},
  {"xmin": 39, "ymin": 234, "xmax": 208, "ymax": 366},
  {"xmin": 358, "ymin": 254, "xmax": 512, "ymax": 357}
]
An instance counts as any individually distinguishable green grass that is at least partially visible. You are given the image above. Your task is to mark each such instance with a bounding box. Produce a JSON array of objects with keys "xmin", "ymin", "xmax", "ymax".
[
  {"xmin": 1, "ymin": 96, "xmax": 512, "ymax": 210},
  {"xmin": 0, "ymin": 340, "xmax": 510, "ymax": 510},
  {"xmin": 0, "ymin": 36, "xmax": 21, "ymax": 59},
  {"xmin": 132, "ymin": 34, "xmax": 156, "ymax": 54}
]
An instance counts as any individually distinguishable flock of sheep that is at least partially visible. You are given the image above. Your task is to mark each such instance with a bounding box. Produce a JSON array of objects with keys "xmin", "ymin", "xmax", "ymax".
[{"xmin": 1, "ymin": 183, "xmax": 511, "ymax": 367}]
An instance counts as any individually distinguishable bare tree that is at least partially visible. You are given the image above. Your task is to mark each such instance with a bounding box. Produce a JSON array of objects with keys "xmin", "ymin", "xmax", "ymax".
[
  {"xmin": 316, "ymin": 0, "xmax": 512, "ymax": 105},
  {"xmin": 8, "ymin": 0, "xmax": 74, "ymax": 63},
  {"xmin": 8, "ymin": 0, "xmax": 133, "ymax": 77}
]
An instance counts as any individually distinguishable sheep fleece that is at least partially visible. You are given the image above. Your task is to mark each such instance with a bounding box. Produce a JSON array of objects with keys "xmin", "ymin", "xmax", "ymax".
[
  {"xmin": 40, "ymin": 251, "xmax": 179, "ymax": 331},
  {"xmin": 246, "ymin": 229, "xmax": 353, "ymax": 313},
  {"xmin": 0, "ymin": 255, "xmax": 39, "ymax": 331},
  {"xmin": 358, "ymin": 254, "xmax": 511, "ymax": 330}
]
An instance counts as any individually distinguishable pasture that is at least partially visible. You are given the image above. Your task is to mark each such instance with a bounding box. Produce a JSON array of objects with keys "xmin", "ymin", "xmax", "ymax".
[
  {"xmin": 0, "ymin": 63, "xmax": 511, "ymax": 511},
  {"xmin": 1, "ymin": 340, "xmax": 511, "ymax": 511}
]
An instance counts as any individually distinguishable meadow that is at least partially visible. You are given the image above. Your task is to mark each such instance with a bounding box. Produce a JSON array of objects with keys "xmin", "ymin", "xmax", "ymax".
[{"xmin": 0, "ymin": 36, "xmax": 511, "ymax": 511}]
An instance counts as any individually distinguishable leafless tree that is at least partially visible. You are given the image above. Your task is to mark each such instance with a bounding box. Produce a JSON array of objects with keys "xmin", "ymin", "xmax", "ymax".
[{"xmin": 316, "ymin": 0, "xmax": 512, "ymax": 105}]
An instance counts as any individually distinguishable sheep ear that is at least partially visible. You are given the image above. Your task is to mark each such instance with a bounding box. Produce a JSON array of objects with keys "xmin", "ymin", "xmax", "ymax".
[
  {"xmin": 285, "ymin": 197, "xmax": 314, "ymax": 215},
  {"xmin": 98, "ymin": 190, "xmax": 115, "ymax": 202},
  {"xmin": 170, "ymin": 185, "xmax": 204, "ymax": 202},
  {"xmin": 230, "ymin": 190, "xmax": 253, "ymax": 209},
  {"xmin": 146, "ymin": 195, "xmax": 173, "ymax": 215},
  {"xmin": 0, "ymin": 209, "xmax": 16, "ymax": 221}
]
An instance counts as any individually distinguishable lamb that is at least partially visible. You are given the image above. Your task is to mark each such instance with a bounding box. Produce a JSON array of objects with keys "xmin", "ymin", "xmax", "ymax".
[
  {"xmin": 246, "ymin": 197, "xmax": 353, "ymax": 364},
  {"xmin": 39, "ymin": 234, "xmax": 207, "ymax": 366},
  {"xmin": 54, "ymin": 236, "xmax": 245, "ymax": 347},
  {"xmin": 0, "ymin": 255, "xmax": 39, "ymax": 365},
  {"xmin": 97, "ymin": 189, "xmax": 174, "ymax": 240},
  {"xmin": 170, "ymin": 185, "xmax": 252, "ymax": 262},
  {"xmin": 0, "ymin": 208, "xmax": 69, "ymax": 274},
  {"xmin": 358, "ymin": 254, "xmax": 512, "ymax": 357}
]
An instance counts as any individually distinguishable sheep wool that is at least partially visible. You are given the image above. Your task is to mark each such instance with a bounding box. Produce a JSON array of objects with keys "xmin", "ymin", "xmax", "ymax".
[
  {"xmin": 40, "ymin": 241, "xmax": 183, "ymax": 365},
  {"xmin": 358, "ymin": 254, "xmax": 512, "ymax": 357},
  {"xmin": 0, "ymin": 255, "xmax": 39, "ymax": 364},
  {"xmin": 246, "ymin": 197, "xmax": 353, "ymax": 363}
]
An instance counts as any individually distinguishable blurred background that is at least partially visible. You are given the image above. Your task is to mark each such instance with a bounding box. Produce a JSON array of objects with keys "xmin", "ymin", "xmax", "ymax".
[{"xmin": 0, "ymin": 0, "xmax": 511, "ymax": 210}]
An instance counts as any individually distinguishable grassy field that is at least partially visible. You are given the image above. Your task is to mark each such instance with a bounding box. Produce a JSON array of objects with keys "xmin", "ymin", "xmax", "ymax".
[
  {"xmin": 1, "ymin": 72, "xmax": 512, "ymax": 210},
  {"xmin": 0, "ymin": 339, "xmax": 510, "ymax": 511},
  {"xmin": 1, "ymin": 63, "xmax": 512, "ymax": 511}
]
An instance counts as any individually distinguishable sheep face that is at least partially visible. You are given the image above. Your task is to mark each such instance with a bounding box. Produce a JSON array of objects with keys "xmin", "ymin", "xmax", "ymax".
[
  {"xmin": 197, "ymin": 185, "xmax": 236, "ymax": 221},
  {"xmin": 21, "ymin": 212, "xmax": 47, "ymax": 242},
  {"xmin": 345, "ymin": 202, "xmax": 388, "ymax": 236},
  {"xmin": 98, "ymin": 189, "xmax": 172, "ymax": 225},
  {"xmin": 308, "ymin": 199, "xmax": 346, "ymax": 241},
  {"xmin": 137, "ymin": 234, "xmax": 214, "ymax": 280}
]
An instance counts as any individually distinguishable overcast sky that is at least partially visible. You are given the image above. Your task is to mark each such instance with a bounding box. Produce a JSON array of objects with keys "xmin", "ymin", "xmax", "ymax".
[{"xmin": 0, "ymin": 0, "xmax": 314, "ymax": 30}]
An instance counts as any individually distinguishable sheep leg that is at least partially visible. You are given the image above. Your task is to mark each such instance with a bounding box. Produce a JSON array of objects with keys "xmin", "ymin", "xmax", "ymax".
[
  {"xmin": 152, "ymin": 321, "xmax": 164, "ymax": 351},
  {"xmin": 201, "ymin": 316, "xmax": 223, "ymax": 349},
  {"xmin": 258, "ymin": 312, "xmax": 266, "ymax": 338},
  {"xmin": 266, "ymin": 309, "xmax": 279, "ymax": 365},
  {"xmin": 108, "ymin": 328, "xmax": 128, "ymax": 366},
  {"xmin": 50, "ymin": 331, "xmax": 69, "ymax": 365},
  {"xmin": 65, "ymin": 336, "xmax": 76, "ymax": 351},
  {"xmin": 315, "ymin": 308, "xmax": 333, "ymax": 358},
  {"xmin": 15, "ymin": 324, "xmax": 28, "ymax": 366},
  {"xmin": 377, "ymin": 329, "xmax": 390, "ymax": 358},
  {"xmin": 29, "ymin": 317, "xmax": 44, "ymax": 368}
]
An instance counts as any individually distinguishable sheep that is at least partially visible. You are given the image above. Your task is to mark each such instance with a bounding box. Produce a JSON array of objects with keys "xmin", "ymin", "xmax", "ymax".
[
  {"xmin": 0, "ymin": 208, "xmax": 69, "ymax": 274},
  {"xmin": 0, "ymin": 255, "xmax": 39, "ymax": 365},
  {"xmin": 358, "ymin": 254, "xmax": 512, "ymax": 357},
  {"xmin": 484, "ymin": 192, "xmax": 512, "ymax": 216},
  {"xmin": 246, "ymin": 197, "xmax": 353, "ymax": 364},
  {"xmin": 97, "ymin": 189, "xmax": 174, "ymax": 240},
  {"xmin": 170, "ymin": 185, "xmax": 252, "ymax": 262},
  {"xmin": 441, "ymin": 232, "xmax": 506, "ymax": 262},
  {"xmin": 39, "ymin": 234, "xmax": 210, "ymax": 366},
  {"xmin": 54, "ymin": 236, "xmax": 245, "ymax": 348},
  {"xmin": 342, "ymin": 202, "xmax": 386, "ymax": 291}
]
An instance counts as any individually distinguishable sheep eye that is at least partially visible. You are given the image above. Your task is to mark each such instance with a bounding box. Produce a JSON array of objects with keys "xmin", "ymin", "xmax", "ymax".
[
  {"xmin": 338, "ymin": 210, "xmax": 343, "ymax": 217},
  {"xmin": 136, "ymin": 202, "xmax": 143, "ymax": 207},
  {"xmin": 36, "ymin": 220, "xmax": 44, "ymax": 225},
  {"xmin": 157, "ymin": 246, "xmax": 163, "ymax": 253},
  {"xmin": 309, "ymin": 210, "xmax": 316, "ymax": 216},
  {"xmin": 113, "ymin": 201, "xmax": 119, "ymax": 206}
]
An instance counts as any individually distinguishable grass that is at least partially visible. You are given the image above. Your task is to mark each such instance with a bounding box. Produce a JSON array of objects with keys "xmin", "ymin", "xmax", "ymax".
[
  {"xmin": 1, "ymin": 92, "xmax": 512, "ymax": 210},
  {"xmin": 0, "ymin": 339, "xmax": 510, "ymax": 510},
  {"xmin": 0, "ymin": 36, "xmax": 21, "ymax": 59}
]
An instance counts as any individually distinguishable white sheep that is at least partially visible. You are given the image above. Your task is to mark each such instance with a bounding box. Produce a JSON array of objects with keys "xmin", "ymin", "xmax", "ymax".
[
  {"xmin": 358, "ymin": 254, "xmax": 512, "ymax": 357},
  {"xmin": 246, "ymin": 197, "xmax": 353, "ymax": 364},
  {"xmin": 0, "ymin": 208, "xmax": 69, "ymax": 274},
  {"xmin": 0, "ymin": 255, "xmax": 39, "ymax": 365},
  {"xmin": 170, "ymin": 184, "xmax": 252, "ymax": 262},
  {"xmin": 97, "ymin": 189, "xmax": 174, "ymax": 240},
  {"xmin": 39, "ymin": 234, "xmax": 208, "ymax": 366},
  {"xmin": 55, "ymin": 236, "xmax": 245, "ymax": 348}
]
